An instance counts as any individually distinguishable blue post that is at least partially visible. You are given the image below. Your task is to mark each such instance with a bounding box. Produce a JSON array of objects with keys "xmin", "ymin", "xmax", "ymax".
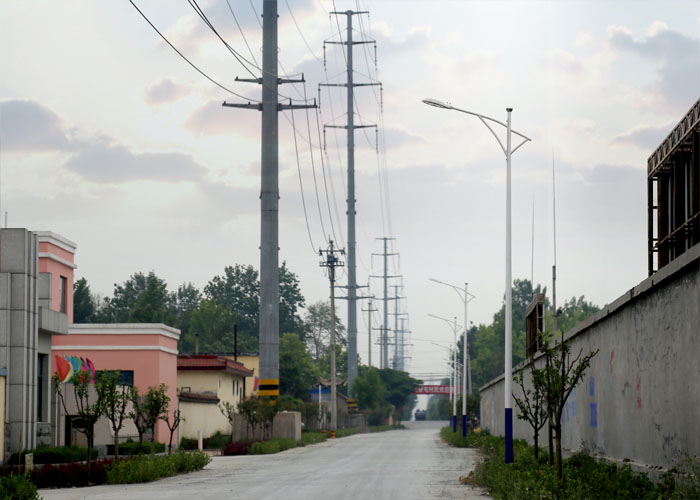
[
  {"xmin": 452, "ymin": 415, "xmax": 457, "ymax": 432},
  {"xmin": 505, "ymin": 408, "xmax": 513, "ymax": 463},
  {"xmin": 462, "ymin": 414, "xmax": 467, "ymax": 437}
]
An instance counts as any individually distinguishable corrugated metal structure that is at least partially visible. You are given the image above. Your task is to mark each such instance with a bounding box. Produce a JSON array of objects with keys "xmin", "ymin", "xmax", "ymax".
[{"xmin": 648, "ymin": 98, "xmax": 700, "ymax": 275}]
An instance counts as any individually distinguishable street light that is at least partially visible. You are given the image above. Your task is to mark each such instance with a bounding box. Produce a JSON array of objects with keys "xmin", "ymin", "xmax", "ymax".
[
  {"xmin": 430, "ymin": 278, "xmax": 475, "ymax": 437},
  {"xmin": 424, "ymin": 98, "xmax": 531, "ymax": 463},
  {"xmin": 428, "ymin": 313, "xmax": 463, "ymax": 433}
]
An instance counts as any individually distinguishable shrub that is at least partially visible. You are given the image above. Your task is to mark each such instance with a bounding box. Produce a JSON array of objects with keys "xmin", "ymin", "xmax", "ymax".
[
  {"xmin": 0, "ymin": 474, "xmax": 40, "ymax": 500},
  {"xmin": 9, "ymin": 445, "xmax": 97, "ymax": 465},
  {"xmin": 30, "ymin": 458, "xmax": 113, "ymax": 488},
  {"xmin": 118, "ymin": 441, "xmax": 165, "ymax": 456},
  {"xmin": 334, "ymin": 428, "xmax": 357, "ymax": 438},
  {"xmin": 222, "ymin": 441, "xmax": 255, "ymax": 456},
  {"xmin": 249, "ymin": 438, "xmax": 297, "ymax": 455},
  {"xmin": 300, "ymin": 432, "xmax": 326, "ymax": 446},
  {"xmin": 180, "ymin": 437, "xmax": 198, "ymax": 450},
  {"xmin": 106, "ymin": 452, "xmax": 210, "ymax": 484},
  {"xmin": 369, "ymin": 424, "xmax": 405, "ymax": 433},
  {"xmin": 204, "ymin": 431, "xmax": 231, "ymax": 450}
]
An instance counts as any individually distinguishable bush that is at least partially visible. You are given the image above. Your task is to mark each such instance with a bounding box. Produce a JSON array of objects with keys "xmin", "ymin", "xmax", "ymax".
[
  {"xmin": 249, "ymin": 438, "xmax": 298, "ymax": 455},
  {"xmin": 222, "ymin": 441, "xmax": 255, "ymax": 456},
  {"xmin": 204, "ymin": 431, "xmax": 231, "ymax": 450},
  {"xmin": 443, "ymin": 427, "xmax": 662, "ymax": 500},
  {"xmin": 9, "ymin": 445, "xmax": 97, "ymax": 465},
  {"xmin": 180, "ymin": 437, "xmax": 198, "ymax": 450},
  {"xmin": 0, "ymin": 474, "xmax": 40, "ymax": 500},
  {"xmin": 118, "ymin": 441, "xmax": 165, "ymax": 456},
  {"xmin": 334, "ymin": 428, "xmax": 357, "ymax": 438},
  {"xmin": 106, "ymin": 451, "xmax": 210, "ymax": 484},
  {"xmin": 30, "ymin": 458, "xmax": 113, "ymax": 488},
  {"xmin": 300, "ymin": 432, "xmax": 326, "ymax": 446}
]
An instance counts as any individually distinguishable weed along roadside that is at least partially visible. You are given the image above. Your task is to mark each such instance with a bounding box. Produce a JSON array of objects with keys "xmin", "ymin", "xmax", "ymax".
[{"xmin": 440, "ymin": 427, "xmax": 699, "ymax": 499}]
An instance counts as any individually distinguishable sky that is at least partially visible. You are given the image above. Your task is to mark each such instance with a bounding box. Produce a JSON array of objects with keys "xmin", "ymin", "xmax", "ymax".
[{"xmin": 1, "ymin": 0, "xmax": 699, "ymax": 400}]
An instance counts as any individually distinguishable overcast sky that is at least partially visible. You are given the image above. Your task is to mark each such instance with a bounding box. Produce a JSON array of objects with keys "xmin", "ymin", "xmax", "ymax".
[{"xmin": 1, "ymin": 0, "xmax": 699, "ymax": 391}]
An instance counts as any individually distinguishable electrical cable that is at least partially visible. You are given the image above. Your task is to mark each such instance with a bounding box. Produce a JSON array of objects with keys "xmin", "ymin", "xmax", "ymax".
[
  {"xmin": 127, "ymin": 0, "xmax": 259, "ymax": 102},
  {"xmin": 289, "ymin": 108, "xmax": 319, "ymax": 254},
  {"xmin": 285, "ymin": 0, "xmax": 324, "ymax": 65}
]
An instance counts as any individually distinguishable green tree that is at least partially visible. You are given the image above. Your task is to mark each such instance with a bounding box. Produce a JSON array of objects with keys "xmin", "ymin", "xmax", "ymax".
[
  {"xmin": 73, "ymin": 277, "xmax": 95, "ymax": 323},
  {"xmin": 351, "ymin": 366, "xmax": 386, "ymax": 410},
  {"xmin": 144, "ymin": 384, "xmax": 170, "ymax": 455},
  {"xmin": 186, "ymin": 299, "xmax": 238, "ymax": 353},
  {"xmin": 97, "ymin": 271, "xmax": 175, "ymax": 324},
  {"xmin": 426, "ymin": 395, "xmax": 451, "ymax": 420},
  {"xmin": 279, "ymin": 263, "xmax": 306, "ymax": 337},
  {"xmin": 377, "ymin": 369, "xmax": 422, "ymax": 423},
  {"xmin": 174, "ymin": 282, "xmax": 201, "ymax": 350},
  {"xmin": 304, "ymin": 301, "xmax": 346, "ymax": 362},
  {"xmin": 128, "ymin": 387, "xmax": 149, "ymax": 450},
  {"xmin": 161, "ymin": 408, "xmax": 183, "ymax": 454},
  {"xmin": 279, "ymin": 333, "xmax": 318, "ymax": 399},
  {"xmin": 98, "ymin": 370, "xmax": 130, "ymax": 460},
  {"xmin": 318, "ymin": 344, "xmax": 348, "ymax": 384}
]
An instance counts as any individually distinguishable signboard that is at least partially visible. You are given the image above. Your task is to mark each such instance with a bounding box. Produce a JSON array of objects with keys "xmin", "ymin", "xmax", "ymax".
[{"xmin": 413, "ymin": 385, "xmax": 458, "ymax": 395}]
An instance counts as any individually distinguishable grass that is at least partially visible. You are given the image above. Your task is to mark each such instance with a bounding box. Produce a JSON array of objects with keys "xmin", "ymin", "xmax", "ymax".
[
  {"xmin": 333, "ymin": 428, "xmax": 357, "ymax": 438},
  {"xmin": 249, "ymin": 438, "xmax": 298, "ymax": 455},
  {"xmin": 106, "ymin": 451, "xmax": 210, "ymax": 484},
  {"xmin": 300, "ymin": 432, "xmax": 326, "ymax": 446},
  {"xmin": 439, "ymin": 426, "xmax": 687, "ymax": 500}
]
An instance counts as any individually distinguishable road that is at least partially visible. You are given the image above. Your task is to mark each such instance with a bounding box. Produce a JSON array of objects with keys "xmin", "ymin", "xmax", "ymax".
[{"xmin": 39, "ymin": 421, "xmax": 490, "ymax": 500}]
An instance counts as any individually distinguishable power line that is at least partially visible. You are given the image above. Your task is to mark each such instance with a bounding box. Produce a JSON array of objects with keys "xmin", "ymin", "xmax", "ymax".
[
  {"xmin": 127, "ymin": 0, "xmax": 259, "ymax": 101},
  {"xmin": 285, "ymin": 0, "xmax": 324, "ymax": 65},
  {"xmin": 289, "ymin": 108, "xmax": 318, "ymax": 254},
  {"xmin": 226, "ymin": 0, "xmax": 259, "ymax": 67}
]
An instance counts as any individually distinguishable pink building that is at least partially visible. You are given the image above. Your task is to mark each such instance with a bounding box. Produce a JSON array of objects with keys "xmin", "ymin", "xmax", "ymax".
[
  {"xmin": 52, "ymin": 324, "xmax": 180, "ymax": 446},
  {"xmin": 36, "ymin": 231, "xmax": 76, "ymax": 323}
]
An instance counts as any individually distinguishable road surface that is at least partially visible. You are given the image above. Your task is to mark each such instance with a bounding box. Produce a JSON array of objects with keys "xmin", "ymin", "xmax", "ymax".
[{"xmin": 39, "ymin": 421, "xmax": 490, "ymax": 500}]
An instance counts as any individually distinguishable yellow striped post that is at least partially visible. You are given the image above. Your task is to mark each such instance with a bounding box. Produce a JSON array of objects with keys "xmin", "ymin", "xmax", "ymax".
[{"xmin": 258, "ymin": 379, "xmax": 279, "ymax": 397}]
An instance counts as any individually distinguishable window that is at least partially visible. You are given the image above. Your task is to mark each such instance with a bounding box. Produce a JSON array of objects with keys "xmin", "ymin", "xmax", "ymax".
[
  {"xmin": 95, "ymin": 370, "xmax": 134, "ymax": 386},
  {"xmin": 37, "ymin": 354, "xmax": 47, "ymax": 421},
  {"xmin": 59, "ymin": 276, "xmax": 68, "ymax": 313}
]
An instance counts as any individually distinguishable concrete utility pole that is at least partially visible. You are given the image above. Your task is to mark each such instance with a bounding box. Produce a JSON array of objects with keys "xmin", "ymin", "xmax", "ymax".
[
  {"xmin": 390, "ymin": 284, "xmax": 405, "ymax": 369},
  {"xmin": 223, "ymin": 0, "xmax": 315, "ymax": 398},
  {"xmin": 322, "ymin": 10, "xmax": 379, "ymax": 389},
  {"xmin": 320, "ymin": 241, "xmax": 344, "ymax": 431},
  {"xmin": 362, "ymin": 299, "xmax": 378, "ymax": 367}
]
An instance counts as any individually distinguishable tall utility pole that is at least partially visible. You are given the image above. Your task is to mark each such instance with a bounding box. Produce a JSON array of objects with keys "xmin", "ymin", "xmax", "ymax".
[
  {"xmin": 320, "ymin": 241, "xmax": 344, "ymax": 431},
  {"xmin": 223, "ymin": 0, "xmax": 315, "ymax": 399},
  {"xmin": 390, "ymin": 284, "xmax": 405, "ymax": 369},
  {"xmin": 371, "ymin": 237, "xmax": 397, "ymax": 369},
  {"xmin": 362, "ymin": 300, "xmax": 378, "ymax": 367},
  {"xmin": 322, "ymin": 10, "xmax": 379, "ymax": 389}
]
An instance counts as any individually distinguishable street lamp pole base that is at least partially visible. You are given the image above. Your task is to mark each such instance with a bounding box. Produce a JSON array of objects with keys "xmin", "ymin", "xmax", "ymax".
[
  {"xmin": 452, "ymin": 415, "xmax": 457, "ymax": 432},
  {"xmin": 505, "ymin": 408, "xmax": 513, "ymax": 463},
  {"xmin": 462, "ymin": 414, "xmax": 467, "ymax": 437}
]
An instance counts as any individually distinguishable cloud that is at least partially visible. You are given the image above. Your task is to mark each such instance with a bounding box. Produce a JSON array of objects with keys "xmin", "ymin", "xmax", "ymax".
[
  {"xmin": 185, "ymin": 99, "xmax": 259, "ymax": 137},
  {"xmin": 611, "ymin": 123, "xmax": 674, "ymax": 150},
  {"xmin": 64, "ymin": 142, "xmax": 207, "ymax": 183},
  {"xmin": 608, "ymin": 23, "xmax": 700, "ymax": 112},
  {"xmin": 144, "ymin": 79, "xmax": 190, "ymax": 105},
  {"xmin": 356, "ymin": 127, "xmax": 426, "ymax": 151},
  {"xmin": 0, "ymin": 100, "xmax": 77, "ymax": 152},
  {"xmin": 541, "ymin": 49, "xmax": 584, "ymax": 76}
]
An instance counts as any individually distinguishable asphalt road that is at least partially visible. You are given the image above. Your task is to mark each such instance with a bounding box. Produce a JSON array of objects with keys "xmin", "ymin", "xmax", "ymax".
[{"xmin": 39, "ymin": 421, "xmax": 490, "ymax": 500}]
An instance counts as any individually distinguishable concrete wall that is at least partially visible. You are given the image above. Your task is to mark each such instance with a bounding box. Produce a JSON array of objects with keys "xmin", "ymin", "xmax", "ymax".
[
  {"xmin": 231, "ymin": 411, "xmax": 301, "ymax": 442},
  {"xmin": 179, "ymin": 400, "xmax": 227, "ymax": 440},
  {"xmin": 480, "ymin": 243, "xmax": 700, "ymax": 472}
]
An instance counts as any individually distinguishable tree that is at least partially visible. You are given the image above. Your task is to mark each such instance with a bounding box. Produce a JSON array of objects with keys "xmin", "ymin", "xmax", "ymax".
[
  {"xmin": 161, "ymin": 409, "xmax": 184, "ymax": 454},
  {"xmin": 303, "ymin": 301, "xmax": 346, "ymax": 362},
  {"xmin": 128, "ymin": 387, "xmax": 149, "ymax": 451},
  {"xmin": 97, "ymin": 271, "xmax": 175, "ymax": 324},
  {"xmin": 174, "ymin": 282, "xmax": 201, "ymax": 350},
  {"xmin": 279, "ymin": 333, "xmax": 318, "ymax": 399},
  {"xmin": 513, "ymin": 362, "xmax": 548, "ymax": 460},
  {"xmin": 351, "ymin": 366, "xmax": 386, "ymax": 410},
  {"xmin": 73, "ymin": 278, "xmax": 95, "ymax": 323},
  {"xmin": 541, "ymin": 334, "xmax": 599, "ymax": 479},
  {"xmin": 238, "ymin": 396, "xmax": 278, "ymax": 440},
  {"xmin": 377, "ymin": 369, "xmax": 422, "ymax": 423},
  {"xmin": 144, "ymin": 384, "xmax": 170, "ymax": 454},
  {"xmin": 219, "ymin": 401, "xmax": 236, "ymax": 442},
  {"xmin": 318, "ymin": 344, "xmax": 348, "ymax": 383},
  {"xmin": 426, "ymin": 395, "xmax": 451, "ymax": 421},
  {"xmin": 186, "ymin": 299, "xmax": 238, "ymax": 353},
  {"xmin": 205, "ymin": 263, "xmax": 307, "ymax": 349},
  {"xmin": 53, "ymin": 368, "xmax": 104, "ymax": 484},
  {"xmin": 98, "ymin": 371, "xmax": 130, "ymax": 460}
]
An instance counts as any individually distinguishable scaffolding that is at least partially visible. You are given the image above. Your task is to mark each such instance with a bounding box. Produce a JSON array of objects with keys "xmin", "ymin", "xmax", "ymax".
[{"xmin": 648, "ymin": 98, "xmax": 700, "ymax": 275}]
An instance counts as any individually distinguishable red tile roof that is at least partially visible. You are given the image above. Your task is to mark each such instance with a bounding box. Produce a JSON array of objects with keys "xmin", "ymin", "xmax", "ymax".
[
  {"xmin": 178, "ymin": 391, "xmax": 220, "ymax": 404},
  {"xmin": 177, "ymin": 355, "xmax": 254, "ymax": 377}
]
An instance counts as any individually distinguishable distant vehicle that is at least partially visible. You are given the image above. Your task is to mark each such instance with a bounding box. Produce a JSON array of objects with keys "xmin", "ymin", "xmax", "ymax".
[{"xmin": 415, "ymin": 409, "xmax": 426, "ymax": 421}]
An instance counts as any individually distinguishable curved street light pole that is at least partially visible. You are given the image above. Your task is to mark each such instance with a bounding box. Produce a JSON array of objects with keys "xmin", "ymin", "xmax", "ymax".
[
  {"xmin": 423, "ymin": 98, "xmax": 531, "ymax": 463},
  {"xmin": 428, "ymin": 313, "xmax": 463, "ymax": 432}
]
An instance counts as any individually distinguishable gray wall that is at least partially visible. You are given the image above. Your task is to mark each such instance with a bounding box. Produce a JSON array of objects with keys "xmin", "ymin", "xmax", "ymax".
[
  {"xmin": 0, "ymin": 229, "xmax": 39, "ymax": 456},
  {"xmin": 480, "ymin": 243, "xmax": 700, "ymax": 472}
]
